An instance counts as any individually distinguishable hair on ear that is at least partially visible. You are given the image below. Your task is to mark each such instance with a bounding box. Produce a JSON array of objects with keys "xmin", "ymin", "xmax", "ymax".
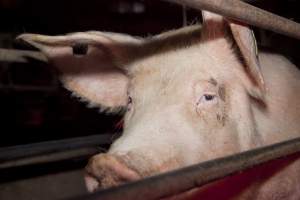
[{"xmin": 228, "ymin": 21, "xmax": 266, "ymax": 102}]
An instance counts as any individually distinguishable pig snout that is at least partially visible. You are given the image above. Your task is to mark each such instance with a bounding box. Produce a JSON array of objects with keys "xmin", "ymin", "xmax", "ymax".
[{"xmin": 85, "ymin": 154, "xmax": 141, "ymax": 192}]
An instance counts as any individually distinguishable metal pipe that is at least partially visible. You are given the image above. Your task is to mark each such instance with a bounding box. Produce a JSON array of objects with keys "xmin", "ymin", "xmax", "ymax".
[
  {"xmin": 0, "ymin": 84, "xmax": 57, "ymax": 92},
  {"xmin": 0, "ymin": 148, "xmax": 98, "ymax": 169},
  {"xmin": 0, "ymin": 48, "xmax": 47, "ymax": 63},
  {"xmin": 69, "ymin": 137, "xmax": 300, "ymax": 200},
  {"xmin": 0, "ymin": 134, "xmax": 112, "ymax": 163},
  {"xmin": 165, "ymin": 0, "xmax": 300, "ymax": 40}
]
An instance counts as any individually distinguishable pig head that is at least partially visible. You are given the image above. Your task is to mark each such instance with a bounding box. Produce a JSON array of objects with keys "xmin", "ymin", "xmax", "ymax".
[{"xmin": 18, "ymin": 11, "xmax": 300, "ymax": 198}]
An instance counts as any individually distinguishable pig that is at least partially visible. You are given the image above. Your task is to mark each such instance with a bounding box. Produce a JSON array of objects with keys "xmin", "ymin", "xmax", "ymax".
[{"xmin": 18, "ymin": 11, "xmax": 300, "ymax": 199}]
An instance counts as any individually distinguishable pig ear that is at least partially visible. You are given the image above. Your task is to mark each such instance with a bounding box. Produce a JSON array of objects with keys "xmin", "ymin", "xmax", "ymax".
[
  {"xmin": 201, "ymin": 11, "xmax": 226, "ymax": 38},
  {"xmin": 17, "ymin": 32, "xmax": 141, "ymax": 113},
  {"xmin": 229, "ymin": 21, "xmax": 266, "ymax": 101},
  {"xmin": 202, "ymin": 11, "xmax": 265, "ymax": 101}
]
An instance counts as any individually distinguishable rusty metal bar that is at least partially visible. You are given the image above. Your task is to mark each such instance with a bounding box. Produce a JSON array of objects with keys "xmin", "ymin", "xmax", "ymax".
[
  {"xmin": 0, "ymin": 48, "xmax": 47, "ymax": 63},
  {"xmin": 165, "ymin": 0, "xmax": 300, "ymax": 40},
  {"xmin": 69, "ymin": 137, "xmax": 300, "ymax": 200}
]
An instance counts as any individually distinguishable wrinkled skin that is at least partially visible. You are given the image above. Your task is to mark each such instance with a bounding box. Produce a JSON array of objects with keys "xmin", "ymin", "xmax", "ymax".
[{"xmin": 18, "ymin": 12, "xmax": 300, "ymax": 199}]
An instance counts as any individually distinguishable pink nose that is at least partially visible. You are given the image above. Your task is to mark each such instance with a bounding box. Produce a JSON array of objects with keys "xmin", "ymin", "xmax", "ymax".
[{"xmin": 85, "ymin": 154, "xmax": 141, "ymax": 192}]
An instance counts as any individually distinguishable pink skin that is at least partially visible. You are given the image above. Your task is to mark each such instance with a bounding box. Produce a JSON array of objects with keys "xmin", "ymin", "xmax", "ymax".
[
  {"xmin": 85, "ymin": 154, "xmax": 140, "ymax": 191},
  {"xmin": 17, "ymin": 12, "xmax": 300, "ymax": 200}
]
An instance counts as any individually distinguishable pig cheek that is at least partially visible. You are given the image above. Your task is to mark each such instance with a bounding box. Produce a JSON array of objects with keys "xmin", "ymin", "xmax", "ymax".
[
  {"xmin": 216, "ymin": 113, "xmax": 226, "ymax": 127},
  {"xmin": 216, "ymin": 105, "xmax": 228, "ymax": 128},
  {"xmin": 196, "ymin": 106, "xmax": 224, "ymax": 128}
]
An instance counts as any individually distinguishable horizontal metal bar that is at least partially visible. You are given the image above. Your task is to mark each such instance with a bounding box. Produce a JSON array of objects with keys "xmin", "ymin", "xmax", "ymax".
[
  {"xmin": 165, "ymin": 0, "xmax": 300, "ymax": 40},
  {"xmin": 0, "ymin": 147, "xmax": 98, "ymax": 169},
  {"xmin": 0, "ymin": 134, "xmax": 112, "ymax": 163},
  {"xmin": 0, "ymin": 84, "xmax": 57, "ymax": 92},
  {"xmin": 0, "ymin": 48, "xmax": 47, "ymax": 63},
  {"xmin": 69, "ymin": 137, "xmax": 300, "ymax": 200}
]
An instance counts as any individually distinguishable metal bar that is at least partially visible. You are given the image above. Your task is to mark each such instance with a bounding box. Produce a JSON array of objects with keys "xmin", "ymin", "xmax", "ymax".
[
  {"xmin": 0, "ymin": 48, "xmax": 47, "ymax": 63},
  {"xmin": 165, "ymin": 0, "xmax": 300, "ymax": 40},
  {"xmin": 0, "ymin": 147, "xmax": 98, "ymax": 169},
  {"xmin": 0, "ymin": 134, "xmax": 112, "ymax": 163},
  {"xmin": 0, "ymin": 84, "xmax": 57, "ymax": 92},
  {"xmin": 69, "ymin": 137, "xmax": 300, "ymax": 200}
]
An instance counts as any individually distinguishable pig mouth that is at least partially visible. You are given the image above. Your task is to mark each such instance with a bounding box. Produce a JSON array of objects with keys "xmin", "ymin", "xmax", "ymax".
[{"xmin": 85, "ymin": 154, "xmax": 142, "ymax": 191}]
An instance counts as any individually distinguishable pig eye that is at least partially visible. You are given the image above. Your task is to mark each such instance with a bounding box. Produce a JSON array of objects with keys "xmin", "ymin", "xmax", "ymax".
[
  {"xmin": 127, "ymin": 96, "xmax": 133, "ymax": 111},
  {"xmin": 197, "ymin": 93, "xmax": 218, "ymax": 106},
  {"xmin": 72, "ymin": 43, "xmax": 88, "ymax": 55},
  {"xmin": 204, "ymin": 94, "xmax": 215, "ymax": 101},
  {"xmin": 128, "ymin": 96, "xmax": 132, "ymax": 104}
]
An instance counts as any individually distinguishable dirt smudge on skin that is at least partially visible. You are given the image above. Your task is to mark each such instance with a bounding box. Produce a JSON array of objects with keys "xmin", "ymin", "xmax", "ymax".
[{"xmin": 218, "ymin": 85, "xmax": 226, "ymax": 102}]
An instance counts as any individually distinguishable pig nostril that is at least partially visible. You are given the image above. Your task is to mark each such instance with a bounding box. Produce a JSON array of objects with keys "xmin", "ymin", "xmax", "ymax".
[
  {"xmin": 85, "ymin": 154, "xmax": 141, "ymax": 190},
  {"xmin": 85, "ymin": 174, "xmax": 100, "ymax": 192},
  {"xmin": 108, "ymin": 157, "xmax": 141, "ymax": 182}
]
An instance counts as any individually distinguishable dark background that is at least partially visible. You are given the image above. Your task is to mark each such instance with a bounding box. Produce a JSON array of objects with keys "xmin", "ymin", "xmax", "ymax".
[{"xmin": 0, "ymin": 0, "xmax": 299, "ymax": 199}]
